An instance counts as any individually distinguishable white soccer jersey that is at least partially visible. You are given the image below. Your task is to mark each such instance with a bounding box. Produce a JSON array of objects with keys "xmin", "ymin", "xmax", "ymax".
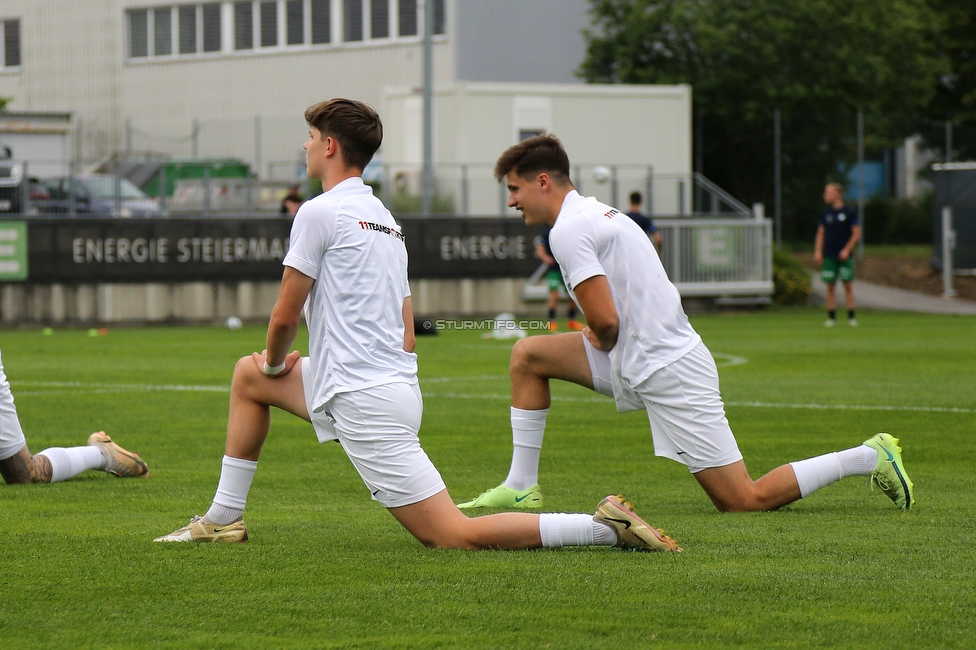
[
  {"xmin": 283, "ymin": 177, "xmax": 417, "ymax": 412},
  {"xmin": 548, "ymin": 190, "xmax": 701, "ymax": 404}
]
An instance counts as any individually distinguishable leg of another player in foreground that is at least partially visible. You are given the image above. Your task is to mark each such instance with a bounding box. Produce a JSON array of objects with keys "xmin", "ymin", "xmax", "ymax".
[
  {"xmin": 457, "ymin": 332, "xmax": 914, "ymax": 512},
  {"xmin": 0, "ymin": 435, "xmax": 149, "ymax": 484},
  {"xmin": 153, "ymin": 352, "xmax": 679, "ymax": 551},
  {"xmin": 0, "ymin": 350, "xmax": 149, "ymax": 484}
]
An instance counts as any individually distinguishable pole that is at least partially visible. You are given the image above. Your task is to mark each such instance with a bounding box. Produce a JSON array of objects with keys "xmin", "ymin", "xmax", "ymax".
[
  {"xmin": 942, "ymin": 206, "xmax": 956, "ymax": 298},
  {"xmin": 254, "ymin": 115, "xmax": 262, "ymax": 180},
  {"xmin": 856, "ymin": 110, "xmax": 865, "ymax": 259},
  {"xmin": 945, "ymin": 120, "xmax": 953, "ymax": 163},
  {"xmin": 773, "ymin": 108, "xmax": 781, "ymax": 245},
  {"xmin": 420, "ymin": 0, "xmax": 434, "ymax": 216}
]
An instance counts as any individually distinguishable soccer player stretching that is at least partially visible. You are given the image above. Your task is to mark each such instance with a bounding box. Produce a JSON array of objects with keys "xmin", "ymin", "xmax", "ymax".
[
  {"xmin": 458, "ymin": 134, "xmax": 913, "ymax": 514},
  {"xmin": 155, "ymin": 99, "xmax": 678, "ymax": 552}
]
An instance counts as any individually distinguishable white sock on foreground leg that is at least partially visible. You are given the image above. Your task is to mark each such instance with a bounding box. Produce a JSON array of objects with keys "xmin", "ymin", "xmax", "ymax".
[
  {"xmin": 790, "ymin": 445, "xmax": 878, "ymax": 498},
  {"xmin": 503, "ymin": 407, "xmax": 547, "ymax": 491},
  {"xmin": 205, "ymin": 455, "xmax": 258, "ymax": 525},
  {"xmin": 35, "ymin": 446, "xmax": 105, "ymax": 482},
  {"xmin": 539, "ymin": 513, "xmax": 618, "ymax": 548}
]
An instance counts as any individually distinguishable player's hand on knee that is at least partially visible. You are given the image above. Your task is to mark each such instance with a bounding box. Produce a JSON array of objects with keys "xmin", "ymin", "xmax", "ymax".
[{"xmin": 252, "ymin": 349, "xmax": 301, "ymax": 378}]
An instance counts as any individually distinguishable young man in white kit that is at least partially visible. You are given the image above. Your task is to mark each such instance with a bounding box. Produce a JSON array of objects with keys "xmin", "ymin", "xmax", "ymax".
[
  {"xmin": 1, "ymin": 348, "xmax": 149, "ymax": 484},
  {"xmin": 458, "ymin": 134, "xmax": 915, "ymax": 514},
  {"xmin": 155, "ymin": 99, "xmax": 679, "ymax": 552}
]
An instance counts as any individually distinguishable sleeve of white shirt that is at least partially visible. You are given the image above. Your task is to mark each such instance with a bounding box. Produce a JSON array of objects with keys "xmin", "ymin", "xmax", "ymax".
[
  {"xmin": 282, "ymin": 200, "xmax": 336, "ymax": 277},
  {"xmin": 549, "ymin": 217, "xmax": 605, "ymax": 290}
]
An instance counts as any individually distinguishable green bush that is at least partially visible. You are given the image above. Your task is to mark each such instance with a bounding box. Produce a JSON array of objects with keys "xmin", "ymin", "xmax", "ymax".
[
  {"xmin": 389, "ymin": 190, "xmax": 456, "ymax": 216},
  {"xmin": 772, "ymin": 247, "xmax": 813, "ymax": 305},
  {"xmin": 862, "ymin": 194, "xmax": 932, "ymax": 244}
]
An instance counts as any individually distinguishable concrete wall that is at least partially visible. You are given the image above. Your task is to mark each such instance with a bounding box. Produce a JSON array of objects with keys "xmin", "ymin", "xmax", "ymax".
[{"xmin": 0, "ymin": 277, "xmax": 541, "ymax": 326}]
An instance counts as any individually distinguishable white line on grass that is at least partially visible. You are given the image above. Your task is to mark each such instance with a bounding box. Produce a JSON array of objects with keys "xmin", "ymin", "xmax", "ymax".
[{"xmin": 14, "ymin": 380, "xmax": 973, "ymax": 414}]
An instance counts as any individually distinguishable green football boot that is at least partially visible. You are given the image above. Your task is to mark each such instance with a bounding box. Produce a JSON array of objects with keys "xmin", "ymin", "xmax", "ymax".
[
  {"xmin": 864, "ymin": 433, "xmax": 915, "ymax": 510},
  {"xmin": 456, "ymin": 483, "xmax": 543, "ymax": 509}
]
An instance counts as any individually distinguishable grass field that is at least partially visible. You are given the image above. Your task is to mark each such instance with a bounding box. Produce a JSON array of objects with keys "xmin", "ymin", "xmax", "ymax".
[{"xmin": 1, "ymin": 307, "xmax": 974, "ymax": 649}]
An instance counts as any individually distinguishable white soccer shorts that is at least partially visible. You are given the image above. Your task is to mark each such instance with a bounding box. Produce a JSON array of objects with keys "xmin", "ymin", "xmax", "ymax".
[
  {"xmin": 584, "ymin": 339, "xmax": 742, "ymax": 473},
  {"xmin": 0, "ymin": 350, "xmax": 28, "ymax": 461},
  {"xmin": 302, "ymin": 359, "xmax": 445, "ymax": 508}
]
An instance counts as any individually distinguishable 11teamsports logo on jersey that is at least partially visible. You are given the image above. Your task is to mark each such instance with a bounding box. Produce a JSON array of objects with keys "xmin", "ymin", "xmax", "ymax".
[{"xmin": 359, "ymin": 221, "xmax": 405, "ymax": 241}]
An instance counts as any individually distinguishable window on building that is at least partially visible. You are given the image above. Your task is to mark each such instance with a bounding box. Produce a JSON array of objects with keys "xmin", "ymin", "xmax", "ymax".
[
  {"xmin": 311, "ymin": 0, "xmax": 331, "ymax": 44},
  {"xmin": 433, "ymin": 0, "xmax": 444, "ymax": 35},
  {"xmin": 1, "ymin": 19, "xmax": 19, "ymax": 67},
  {"xmin": 260, "ymin": 1, "xmax": 278, "ymax": 47},
  {"xmin": 128, "ymin": 10, "xmax": 149, "ymax": 58},
  {"xmin": 234, "ymin": 2, "xmax": 253, "ymax": 50},
  {"xmin": 154, "ymin": 8, "xmax": 172, "ymax": 55},
  {"xmin": 127, "ymin": 0, "xmax": 444, "ymax": 61},
  {"xmin": 343, "ymin": 0, "xmax": 362, "ymax": 42},
  {"xmin": 398, "ymin": 0, "xmax": 416, "ymax": 36},
  {"xmin": 370, "ymin": 0, "xmax": 388, "ymax": 39},
  {"xmin": 286, "ymin": 0, "xmax": 304, "ymax": 45},
  {"xmin": 179, "ymin": 5, "xmax": 197, "ymax": 54},
  {"xmin": 202, "ymin": 3, "xmax": 222, "ymax": 52}
]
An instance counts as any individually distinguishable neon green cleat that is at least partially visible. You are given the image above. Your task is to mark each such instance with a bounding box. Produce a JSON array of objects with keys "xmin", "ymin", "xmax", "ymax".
[
  {"xmin": 456, "ymin": 483, "xmax": 543, "ymax": 509},
  {"xmin": 594, "ymin": 495, "xmax": 681, "ymax": 552},
  {"xmin": 863, "ymin": 433, "xmax": 915, "ymax": 510},
  {"xmin": 154, "ymin": 516, "xmax": 249, "ymax": 543}
]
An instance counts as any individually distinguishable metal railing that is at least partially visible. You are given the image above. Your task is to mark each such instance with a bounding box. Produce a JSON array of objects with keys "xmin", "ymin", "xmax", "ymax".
[
  {"xmin": 379, "ymin": 162, "xmax": 753, "ymax": 218},
  {"xmin": 523, "ymin": 219, "xmax": 772, "ymax": 301},
  {"xmin": 5, "ymin": 157, "xmax": 754, "ymax": 220}
]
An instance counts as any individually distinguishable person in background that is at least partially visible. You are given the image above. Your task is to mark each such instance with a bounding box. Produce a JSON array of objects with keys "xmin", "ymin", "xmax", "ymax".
[
  {"xmin": 625, "ymin": 191, "xmax": 662, "ymax": 250},
  {"xmin": 536, "ymin": 228, "xmax": 583, "ymax": 332},
  {"xmin": 814, "ymin": 182, "xmax": 861, "ymax": 327},
  {"xmin": 280, "ymin": 183, "xmax": 305, "ymax": 217}
]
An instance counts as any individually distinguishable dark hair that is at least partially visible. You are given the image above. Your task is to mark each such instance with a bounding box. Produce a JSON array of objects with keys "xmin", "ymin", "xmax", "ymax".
[
  {"xmin": 494, "ymin": 134, "xmax": 572, "ymax": 184},
  {"xmin": 304, "ymin": 98, "xmax": 383, "ymax": 171},
  {"xmin": 629, "ymin": 191, "xmax": 642, "ymax": 205}
]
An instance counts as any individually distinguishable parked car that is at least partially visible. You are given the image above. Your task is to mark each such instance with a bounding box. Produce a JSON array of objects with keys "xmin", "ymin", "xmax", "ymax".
[
  {"xmin": 0, "ymin": 161, "xmax": 50, "ymax": 214},
  {"xmin": 34, "ymin": 174, "xmax": 164, "ymax": 217}
]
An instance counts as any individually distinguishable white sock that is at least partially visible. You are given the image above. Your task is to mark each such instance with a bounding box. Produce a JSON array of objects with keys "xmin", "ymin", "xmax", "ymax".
[
  {"xmin": 205, "ymin": 455, "xmax": 258, "ymax": 525},
  {"xmin": 790, "ymin": 445, "xmax": 878, "ymax": 498},
  {"xmin": 35, "ymin": 446, "xmax": 105, "ymax": 482},
  {"xmin": 539, "ymin": 513, "xmax": 618, "ymax": 548},
  {"xmin": 503, "ymin": 407, "xmax": 547, "ymax": 491}
]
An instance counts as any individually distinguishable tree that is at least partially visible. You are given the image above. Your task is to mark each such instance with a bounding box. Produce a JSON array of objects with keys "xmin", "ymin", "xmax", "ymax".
[
  {"xmin": 919, "ymin": 0, "xmax": 976, "ymax": 161},
  {"xmin": 580, "ymin": 0, "xmax": 946, "ymax": 240}
]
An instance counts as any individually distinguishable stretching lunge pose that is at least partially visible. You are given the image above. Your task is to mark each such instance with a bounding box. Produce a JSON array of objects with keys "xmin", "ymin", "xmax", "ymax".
[
  {"xmin": 155, "ymin": 99, "xmax": 679, "ymax": 552},
  {"xmin": 1, "ymin": 348, "xmax": 149, "ymax": 484},
  {"xmin": 458, "ymin": 134, "xmax": 913, "ymax": 513}
]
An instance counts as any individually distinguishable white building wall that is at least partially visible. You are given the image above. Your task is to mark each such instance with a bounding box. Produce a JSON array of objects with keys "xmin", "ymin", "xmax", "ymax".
[
  {"xmin": 0, "ymin": 0, "xmax": 123, "ymax": 164},
  {"xmin": 0, "ymin": 0, "xmax": 455, "ymax": 176},
  {"xmin": 384, "ymin": 82, "xmax": 692, "ymax": 216}
]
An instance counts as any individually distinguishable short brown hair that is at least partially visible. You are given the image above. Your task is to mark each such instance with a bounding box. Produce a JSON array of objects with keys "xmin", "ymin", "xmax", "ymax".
[
  {"xmin": 826, "ymin": 182, "xmax": 845, "ymax": 194},
  {"xmin": 304, "ymin": 98, "xmax": 383, "ymax": 171},
  {"xmin": 494, "ymin": 134, "xmax": 572, "ymax": 184}
]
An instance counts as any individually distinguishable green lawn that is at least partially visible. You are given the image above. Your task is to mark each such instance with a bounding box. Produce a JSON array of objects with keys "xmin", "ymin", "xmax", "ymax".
[{"xmin": 1, "ymin": 308, "xmax": 973, "ymax": 649}]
